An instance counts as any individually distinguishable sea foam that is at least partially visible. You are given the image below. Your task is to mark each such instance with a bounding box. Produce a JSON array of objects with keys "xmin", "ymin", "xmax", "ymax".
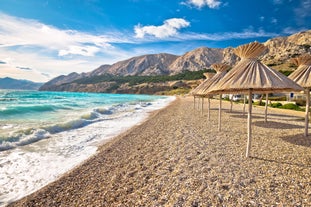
[{"xmin": 0, "ymin": 93, "xmax": 175, "ymax": 206}]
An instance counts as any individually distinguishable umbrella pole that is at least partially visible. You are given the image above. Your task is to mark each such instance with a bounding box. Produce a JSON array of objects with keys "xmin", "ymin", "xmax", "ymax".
[
  {"xmin": 196, "ymin": 97, "xmax": 199, "ymax": 110},
  {"xmin": 208, "ymin": 97, "xmax": 211, "ymax": 121},
  {"xmin": 265, "ymin": 93, "xmax": 268, "ymax": 123},
  {"xmin": 243, "ymin": 95, "xmax": 246, "ymax": 116},
  {"xmin": 219, "ymin": 94, "xmax": 222, "ymax": 132},
  {"xmin": 246, "ymin": 89, "xmax": 253, "ymax": 158},
  {"xmin": 230, "ymin": 95, "xmax": 233, "ymax": 112},
  {"xmin": 193, "ymin": 96, "xmax": 196, "ymax": 110},
  {"xmin": 201, "ymin": 97, "xmax": 204, "ymax": 115},
  {"xmin": 305, "ymin": 89, "xmax": 310, "ymax": 137}
]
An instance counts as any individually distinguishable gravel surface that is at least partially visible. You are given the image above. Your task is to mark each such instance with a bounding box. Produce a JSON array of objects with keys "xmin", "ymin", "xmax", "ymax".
[{"xmin": 9, "ymin": 96, "xmax": 311, "ymax": 206}]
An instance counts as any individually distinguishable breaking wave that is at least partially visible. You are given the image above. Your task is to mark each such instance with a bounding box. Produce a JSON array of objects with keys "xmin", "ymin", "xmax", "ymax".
[{"xmin": 0, "ymin": 102, "xmax": 154, "ymax": 151}]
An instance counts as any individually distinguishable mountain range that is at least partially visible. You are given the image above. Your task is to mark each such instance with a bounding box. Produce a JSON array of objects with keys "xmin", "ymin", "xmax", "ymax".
[
  {"xmin": 0, "ymin": 77, "xmax": 43, "ymax": 90},
  {"xmin": 40, "ymin": 30, "xmax": 311, "ymax": 94}
]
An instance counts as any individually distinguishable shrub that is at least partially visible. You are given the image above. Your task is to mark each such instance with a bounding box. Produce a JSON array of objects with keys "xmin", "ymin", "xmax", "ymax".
[
  {"xmin": 243, "ymin": 99, "xmax": 253, "ymax": 104},
  {"xmin": 254, "ymin": 101, "xmax": 266, "ymax": 106},
  {"xmin": 269, "ymin": 102, "xmax": 282, "ymax": 108},
  {"xmin": 280, "ymin": 103, "xmax": 303, "ymax": 111},
  {"xmin": 224, "ymin": 96, "xmax": 230, "ymax": 101}
]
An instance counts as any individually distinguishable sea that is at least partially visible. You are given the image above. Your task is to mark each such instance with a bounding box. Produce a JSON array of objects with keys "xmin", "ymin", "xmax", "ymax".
[{"xmin": 0, "ymin": 90, "xmax": 175, "ymax": 206}]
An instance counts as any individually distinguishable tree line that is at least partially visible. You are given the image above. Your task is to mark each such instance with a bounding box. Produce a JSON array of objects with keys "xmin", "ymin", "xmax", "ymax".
[{"xmin": 73, "ymin": 69, "xmax": 216, "ymax": 86}]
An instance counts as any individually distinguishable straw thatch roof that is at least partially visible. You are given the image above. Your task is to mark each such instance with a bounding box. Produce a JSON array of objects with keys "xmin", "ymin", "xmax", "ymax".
[
  {"xmin": 288, "ymin": 54, "xmax": 311, "ymax": 88},
  {"xmin": 207, "ymin": 42, "xmax": 303, "ymax": 94},
  {"xmin": 203, "ymin": 72, "xmax": 215, "ymax": 79},
  {"xmin": 190, "ymin": 72, "xmax": 215, "ymax": 96},
  {"xmin": 194, "ymin": 63, "xmax": 230, "ymax": 96}
]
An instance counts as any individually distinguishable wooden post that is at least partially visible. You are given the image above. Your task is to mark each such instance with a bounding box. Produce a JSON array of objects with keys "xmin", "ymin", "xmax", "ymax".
[
  {"xmin": 208, "ymin": 97, "xmax": 211, "ymax": 121},
  {"xmin": 230, "ymin": 95, "xmax": 233, "ymax": 112},
  {"xmin": 265, "ymin": 93, "xmax": 268, "ymax": 123},
  {"xmin": 201, "ymin": 97, "xmax": 204, "ymax": 115},
  {"xmin": 246, "ymin": 89, "xmax": 253, "ymax": 158},
  {"xmin": 305, "ymin": 89, "xmax": 310, "ymax": 137},
  {"xmin": 218, "ymin": 94, "xmax": 222, "ymax": 132},
  {"xmin": 243, "ymin": 95, "xmax": 246, "ymax": 116}
]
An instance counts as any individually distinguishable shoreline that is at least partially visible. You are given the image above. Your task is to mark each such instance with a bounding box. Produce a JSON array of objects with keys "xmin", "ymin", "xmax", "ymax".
[
  {"xmin": 0, "ymin": 95, "xmax": 174, "ymax": 206},
  {"xmin": 9, "ymin": 96, "xmax": 311, "ymax": 206}
]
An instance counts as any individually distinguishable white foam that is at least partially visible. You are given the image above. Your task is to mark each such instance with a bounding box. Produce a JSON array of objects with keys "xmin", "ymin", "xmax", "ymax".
[{"xmin": 0, "ymin": 96, "xmax": 175, "ymax": 206}]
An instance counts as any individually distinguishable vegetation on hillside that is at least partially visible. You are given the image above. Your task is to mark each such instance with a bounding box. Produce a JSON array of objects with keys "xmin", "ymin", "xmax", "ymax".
[
  {"xmin": 74, "ymin": 69, "xmax": 215, "ymax": 86},
  {"xmin": 279, "ymin": 70, "xmax": 293, "ymax": 76}
]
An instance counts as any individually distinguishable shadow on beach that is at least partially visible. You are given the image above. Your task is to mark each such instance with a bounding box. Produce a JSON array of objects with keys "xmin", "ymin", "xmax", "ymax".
[
  {"xmin": 281, "ymin": 133, "xmax": 311, "ymax": 148},
  {"xmin": 229, "ymin": 114, "xmax": 262, "ymax": 119},
  {"xmin": 253, "ymin": 120, "xmax": 304, "ymax": 129},
  {"xmin": 250, "ymin": 156, "xmax": 311, "ymax": 168},
  {"xmin": 266, "ymin": 113, "xmax": 305, "ymax": 121}
]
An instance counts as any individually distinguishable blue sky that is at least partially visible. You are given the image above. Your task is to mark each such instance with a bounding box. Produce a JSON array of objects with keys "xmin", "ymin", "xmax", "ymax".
[{"xmin": 0, "ymin": 0, "xmax": 310, "ymax": 82}]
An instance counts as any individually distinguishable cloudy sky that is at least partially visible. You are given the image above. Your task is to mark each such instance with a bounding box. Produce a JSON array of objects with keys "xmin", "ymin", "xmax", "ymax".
[{"xmin": 0, "ymin": 0, "xmax": 310, "ymax": 82}]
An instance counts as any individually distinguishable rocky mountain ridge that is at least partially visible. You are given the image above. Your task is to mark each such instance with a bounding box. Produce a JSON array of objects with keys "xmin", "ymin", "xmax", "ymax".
[{"xmin": 40, "ymin": 30, "xmax": 311, "ymax": 93}]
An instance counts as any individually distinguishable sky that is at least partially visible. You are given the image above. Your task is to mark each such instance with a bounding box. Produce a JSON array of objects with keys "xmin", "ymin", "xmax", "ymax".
[{"xmin": 0, "ymin": 0, "xmax": 310, "ymax": 82}]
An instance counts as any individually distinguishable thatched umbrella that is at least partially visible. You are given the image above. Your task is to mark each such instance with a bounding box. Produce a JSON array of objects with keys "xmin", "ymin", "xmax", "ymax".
[
  {"xmin": 207, "ymin": 42, "xmax": 303, "ymax": 157},
  {"xmin": 196, "ymin": 63, "xmax": 230, "ymax": 129},
  {"xmin": 191, "ymin": 72, "xmax": 215, "ymax": 111},
  {"xmin": 200, "ymin": 73, "xmax": 216, "ymax": 114},
  {"xmin": 288, "ymin": 54, "xmax": 311, "ymax": 137}
]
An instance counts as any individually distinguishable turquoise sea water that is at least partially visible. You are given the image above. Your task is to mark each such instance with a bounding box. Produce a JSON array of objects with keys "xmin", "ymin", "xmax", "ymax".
[
  {"xmin": 0, "ymin": 90, "xmax": 174, "ymax": 206},
  {"xmin": 0, "ymin": 90, "xmax": 168, "ymax": 149}
]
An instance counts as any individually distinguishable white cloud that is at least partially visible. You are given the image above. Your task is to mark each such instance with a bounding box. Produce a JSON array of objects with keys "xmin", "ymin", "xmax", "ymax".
[
  {"xmin": 0, "ymin": 13, "xmax": 139, "ymax": 82},
  {"xmin": 184, "ymin": 0, "xmax": 222, "ymax": 9},
  {"xmin": 282, "ymin": 27, "xmax": 308, "ymax": 35},
  {"xmin": 295, "ymin": 0, "xmax": 311, "ymax": 18},
  {"xmin": 170, "ymin": 29, "xmax": 278, "ymax": 41},
  {"xmin": 0, "ymin": 64, "xmax": 49, "ymax": 82},
  {"xmin": 0, "ymin": 13, "xmax": 284, "ymax": 83},
  {"xmin": 134, "ymin": 18, "xmax": 190, "ymax": 39},
  {"xmin": 259, "ymin": 16, "xmax": 265, "ymax": 22},
  {"xmin": 16, "ymin": 66, "xmax": 32, "ymax": 71},
  {"xmin": 0, "ymin": 49, "xmax": 92, "ymax": 82},
  {"xmin": 271, "ymin": 18, "xmax": 278, "ymax": 24},
  {"xmin": 58, "ymin": 45, "xmax": 101, "ymax": 57},
  {"xmin": 0, "ymin": 13, "xmax": 117, "ymax": 57}
]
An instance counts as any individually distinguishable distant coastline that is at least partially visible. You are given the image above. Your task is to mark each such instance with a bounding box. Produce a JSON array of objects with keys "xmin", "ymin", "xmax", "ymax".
[{"xmin": 0, "ymin": 77, "xmax": 43, "ymax": 90}]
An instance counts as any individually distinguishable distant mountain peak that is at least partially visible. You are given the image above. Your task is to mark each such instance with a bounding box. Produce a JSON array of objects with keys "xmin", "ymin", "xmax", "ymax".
[
  {"xmin": 39, "ymin": 29, "xmax": 311, "ymax": 93},
  {"xmin": 0, "ymin": 77, "xmax": 43, "ymax": 90}
]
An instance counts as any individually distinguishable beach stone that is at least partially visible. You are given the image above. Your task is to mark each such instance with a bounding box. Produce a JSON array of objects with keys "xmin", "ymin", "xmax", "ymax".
[{"xmin": 8, "ymin": 97, "xmax": 311, "ymax": 207}]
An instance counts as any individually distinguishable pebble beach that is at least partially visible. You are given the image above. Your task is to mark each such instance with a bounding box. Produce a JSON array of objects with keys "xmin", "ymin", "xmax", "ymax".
[{"xmin": 9, "ymin": 96, "xmax": 311, "ymax": 206}]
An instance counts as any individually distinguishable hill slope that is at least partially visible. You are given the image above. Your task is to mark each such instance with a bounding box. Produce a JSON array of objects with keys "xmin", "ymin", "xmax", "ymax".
[
  {"xmin": 40, "ymin": 30, "xmax": 311, "ymax": 94},
  {"xmin": 0, "ymin": 77, "xmax": 43, "ymax": 90}
]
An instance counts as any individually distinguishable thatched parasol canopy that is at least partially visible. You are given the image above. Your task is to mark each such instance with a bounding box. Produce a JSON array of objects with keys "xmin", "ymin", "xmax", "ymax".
[
  {"xmin": 193, "ymin": 63, "xmax": 230, "ymax": 130},
  {"xmin": 289, "ymin": 54, "xmax": 311, "ymax": 136},
  {"xmin": 191, "ymin": 72, "xmax": 215, "ymax": 96},
  {"xmin": 207, "ymin": 42, "xmax": 303, "ymax": 94},
  {"xmin": 289, "ymin": 54, "xmax": 311, "ymax": 88},
  {"xmin": 203, "ymin": 72, "xmax": 216, "ymax": 79},
  {"xmin": 207, "ymin": 42, "xmax": 304, "ymax": 157},
  {"xmin": 195, "ymin": 63, "xmax": 230, "ymax": 96}
]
